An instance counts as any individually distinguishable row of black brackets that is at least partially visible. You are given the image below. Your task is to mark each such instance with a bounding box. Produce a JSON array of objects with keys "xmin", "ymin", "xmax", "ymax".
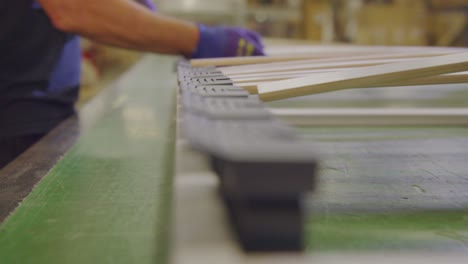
[{"xmin": 177, "ymin": 61, "xmax": 319, "ymax": 252}]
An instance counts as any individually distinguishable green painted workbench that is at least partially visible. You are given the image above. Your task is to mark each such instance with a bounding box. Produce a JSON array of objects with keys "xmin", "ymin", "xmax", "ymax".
[{"xmin": 0, "ymin": 55, "xmax": 178, "ymax": 263}]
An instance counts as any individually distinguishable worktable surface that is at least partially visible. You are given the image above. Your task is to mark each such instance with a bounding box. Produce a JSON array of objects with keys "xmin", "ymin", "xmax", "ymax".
[
  {"xmin": 175, "ymin": 83, "xmax": 468, "ymax": 262},
  {"xmin": 1, "ymin": 55, "xmax": 467, "ymax": 263},
  {"xmin": 279, "ymin": 85, "xmax": 468, "ymax": 255}
]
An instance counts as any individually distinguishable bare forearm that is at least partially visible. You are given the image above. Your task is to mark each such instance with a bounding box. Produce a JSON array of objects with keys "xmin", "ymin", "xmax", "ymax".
[{"xmin": 38, "ymin": 0, "xmax": 199, "ymax": 56}]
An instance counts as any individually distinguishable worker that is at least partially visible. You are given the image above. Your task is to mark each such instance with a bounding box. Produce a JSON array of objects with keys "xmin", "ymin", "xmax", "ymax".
[{"xmin": 0, "ymin": 0, "xmax": 264, "ymax": 168}]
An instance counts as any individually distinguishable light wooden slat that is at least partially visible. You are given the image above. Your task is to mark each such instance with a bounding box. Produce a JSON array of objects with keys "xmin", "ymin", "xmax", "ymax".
[
  {"xmin": 191, "ymin": 52, "xmax": 376, "ymax": 67},
  {"xmin": 238, "ymin": 72, "xmax": 468, "ymax": 94},
  {"xmin": 231, "ymin": 69, "xmax": 342, "ymax": 83},
  {"xmin": 191, "ymin": 46, "xmax": 466, "ymax": 67},
  {"xmin": 229, "ymin": 68, "xmax": 354, "ymax": 83},
  {"xmin": 219, "ymin": 50, "xmax": 461, "ymax": 75},
  {"xmin": 257, "ymin": 52, "xmax": 468, "ymax": 101},
  {"xmin": 223, "ymin": 58, "xmax": 418, "ymax": 76},
  {"xmin": 264, "ymin": 43, "xmax": 466, "ymax": 56},
  {"xmin": 234, "ymin": 68, "xmax": 468, "ymax": 84},
  {"xmin": 234, "ymin": 73, "xmax": 314, "ymax": 83},
  {"xmin": 377, "ymin": 72, "xmax": 468, "ymax": 87},
  {"xmin": 270, "ymin": 108, "xmax": 468, "ymax": 126}
]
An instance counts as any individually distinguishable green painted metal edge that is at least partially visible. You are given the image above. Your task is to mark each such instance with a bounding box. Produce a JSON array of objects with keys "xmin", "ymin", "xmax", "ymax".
[{"xmin": 0, "ymin": 55, "xmax": 178, "ymax": 264}]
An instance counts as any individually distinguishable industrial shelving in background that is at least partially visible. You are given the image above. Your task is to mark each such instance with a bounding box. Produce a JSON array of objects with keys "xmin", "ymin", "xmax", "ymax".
[
  {"xmin": 306, "ymin": 0, "xmax": 468, "ymax": 46},
  {"xmin": 155, "ymin": 0, "xmax": 468, "ymax": 46}
]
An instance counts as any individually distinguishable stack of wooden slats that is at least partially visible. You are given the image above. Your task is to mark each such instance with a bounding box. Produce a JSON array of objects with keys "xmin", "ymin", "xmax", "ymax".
[{"xmin": 191, "ymin": 45, "xmax": 468, "ymax": 102}]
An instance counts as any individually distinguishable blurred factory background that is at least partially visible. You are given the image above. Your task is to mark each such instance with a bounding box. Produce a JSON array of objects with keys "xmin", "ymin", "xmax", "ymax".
[
  {"xmin": 154, "ymin": 0, "xmax": 468, "ymax": 46},
  {"xmin": 80, "ymin": 0, "xmax": 468, "ymax": 103}
]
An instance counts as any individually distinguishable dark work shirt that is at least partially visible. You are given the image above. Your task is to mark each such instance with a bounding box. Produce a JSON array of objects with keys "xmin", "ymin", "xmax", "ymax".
[{"xmin": 0, "ymin": 0, "xmax": 80, "ymax": 138}]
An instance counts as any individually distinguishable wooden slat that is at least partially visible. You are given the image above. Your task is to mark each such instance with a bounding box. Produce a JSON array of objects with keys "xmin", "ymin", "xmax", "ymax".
[
  {"xmin": 270, "ymin": 108, "xmax": 468, "ymax": 126},
  {"xmin": 239, "ymin": 72, "xmax": 468, "ymax": 94},
  {"xmin": 231, "ymin": 69, "xmax": 342, "ymax": 83},
  {"xmin": 219, "ymin": 50, "xmax": 461, "ymax": 75},
  {"xmin": 224, "ymin": 58, "xmax": 419, "ymax": 77},
  {"xmin": 380, "ymin": 72, "xmax": 468, "ymax": 87},
  {"xmin": 264, "ymin": 43, "xmax": 465, "ymax": 55},
  {"xmin": 257, "ymin": 52, "xmax": 468, "ymax": 101},
  {"xmin": 229, "ymin": 67, "xmax": 344, "ymax": 79},
  {"xmin": 191, "ymin": 52, "xmax": 374, "ymax": 67},
  {"xmin": 191, "ymin": 46, "xmax": 466, "ymax": 67}
]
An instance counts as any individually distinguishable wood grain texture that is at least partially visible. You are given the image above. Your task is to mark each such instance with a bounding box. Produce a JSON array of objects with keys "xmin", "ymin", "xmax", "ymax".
[
  {"xmin": 258, "ymin": 52, "xmax": 468, "ymax": 101},
  {"xmin": 0, "ymin": 55, "xmax": 178, "ymax": 264}
]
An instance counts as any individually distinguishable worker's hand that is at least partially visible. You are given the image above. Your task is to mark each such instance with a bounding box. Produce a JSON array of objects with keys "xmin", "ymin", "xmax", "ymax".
[
  {"xmin": 135, "ymin": 0, "xmax": 157, "ymax": 11},
  {"xmin": 191, "ymin": 24, "xmax": 265, "ymax": 59}
]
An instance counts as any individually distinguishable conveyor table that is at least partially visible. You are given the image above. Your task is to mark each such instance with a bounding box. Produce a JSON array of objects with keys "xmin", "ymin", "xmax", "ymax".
[{"xmin": 1, "ymin": 54, "xmax": 467, "ymax": 263}]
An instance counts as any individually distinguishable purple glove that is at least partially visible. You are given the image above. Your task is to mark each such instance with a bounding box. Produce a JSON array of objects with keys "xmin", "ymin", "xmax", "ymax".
[
  {"xmin": 191, "ymin": 24, "xmax": 265, "ymax": 59},
  {"xmin": 135, "ymin": 0, "xmax": 157, "ymax": 11}
]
